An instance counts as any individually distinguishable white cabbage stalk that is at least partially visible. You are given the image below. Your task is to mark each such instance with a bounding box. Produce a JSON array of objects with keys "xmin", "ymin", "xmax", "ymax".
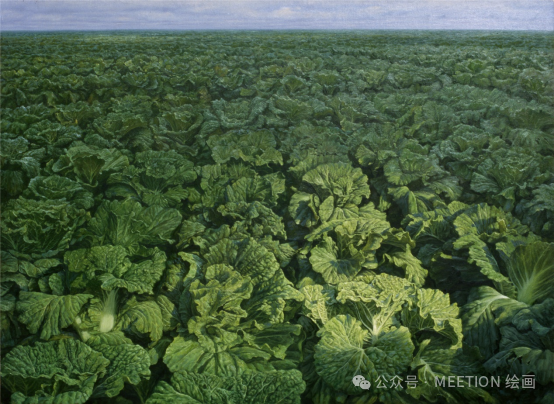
[
  {"xmin": 73, "ymin": 315, "xmax": 91, "ymax": 341},
  {"xmin": 99, "ymin": 289, "xmax": 118, "ymax": 333}
]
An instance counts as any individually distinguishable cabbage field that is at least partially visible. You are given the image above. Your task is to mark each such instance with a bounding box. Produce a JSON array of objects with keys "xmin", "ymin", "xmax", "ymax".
[{"xmin": 1, "ymin": 31, "xmax": 553, "ymax": 404}]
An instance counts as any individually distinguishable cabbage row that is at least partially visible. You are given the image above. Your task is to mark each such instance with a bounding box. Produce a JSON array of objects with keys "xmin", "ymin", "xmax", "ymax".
[{"xmin": 1, "ymin": 31, "xmax": 553, "ymax": 404}]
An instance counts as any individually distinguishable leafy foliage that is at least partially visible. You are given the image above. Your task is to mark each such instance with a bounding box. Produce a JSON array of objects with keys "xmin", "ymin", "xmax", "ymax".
[{"xmin": 2, "ymin": 30, "xmax": 553, "ymax": 404}]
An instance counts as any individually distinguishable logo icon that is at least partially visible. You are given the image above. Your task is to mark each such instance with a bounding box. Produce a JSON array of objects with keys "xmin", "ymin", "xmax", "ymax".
[
  {"xmin": 352, "ymin": 375, "xmax": 365, "ymax": 387},
  {"xmin": 352, "ymin": 375, "xmax": 371, "ymax": 389},
  {"xmin": 360, "ymin": 380, "xmax": 371, "ymax": 390}
]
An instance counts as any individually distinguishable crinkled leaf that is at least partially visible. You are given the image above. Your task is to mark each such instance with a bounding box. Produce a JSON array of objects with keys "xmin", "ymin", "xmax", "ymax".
[
  {"xmin": 146, "ymin": 370, "xmax": 305, "ymax": 404},
  {"xmin": 17, "ymin": 292, "xmax": 92, "ymax": 340},
  {"xmin": 1, "ymin": 339, "xmax": 110, "ymax": 404},
  {"xmin": 300, "ymin": 284, "xmax": 336, "ymax": 325},
  {"xmin": 117, "ymin": 297, "xmax": 164, "ymax": 341},
  {"xmin": 310, "ymin": 236, "xmax": 364, "ymax": 284},
  {"xmin": 87, "ymin": 199, "xmax": 181, "ymax": 252},
  {"xmin": 92, "ymin": 343, "xmax": 151, "ymax": 398},
  {"xmin": 410, "ymin": 339, "xmax": 496, "ymax": 404},
  {"xmin": 204, "ymin": 237, "xmax": 280, "ymax": 285},
  {"xmin": 504, "ymin": 241, "xmax": 554, "ymax": 305},
  {"xmin": 461, "ymin": 286, "xmax": 514, "ymax": 358},
  {"xmin": 314, "ymin": 314, "xmax": 373, "ymax": 394},
  {"xmin": 402, "ymin": 288, "xmax": 462, "ymax": 347},
  {"xmin": 66, "ymin": 246, "xmax": 166, "ymax": 294},
  {"xmin": 164, "ymin": 336, "xmax": 271, "ymax": 376}
]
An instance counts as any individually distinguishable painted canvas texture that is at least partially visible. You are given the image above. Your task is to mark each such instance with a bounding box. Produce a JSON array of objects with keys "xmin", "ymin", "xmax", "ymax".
[{"xmin": 1, "ymin": 1, "xmax": 553, "ymax": 403}]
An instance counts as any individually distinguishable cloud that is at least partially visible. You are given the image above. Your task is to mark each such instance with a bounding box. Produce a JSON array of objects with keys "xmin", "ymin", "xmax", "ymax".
[
  {"xmin": 273, "ymin": 7, "xmax": 296, "ymax": 18},
  {"xmin": 1, "ymin": 0, "xmax": 552, "ymax": 31}
]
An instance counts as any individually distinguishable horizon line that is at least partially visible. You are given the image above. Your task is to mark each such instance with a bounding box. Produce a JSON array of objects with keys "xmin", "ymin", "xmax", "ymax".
[{"xmin": 3, "ymin": 28, "xmax": 553, "ymax": 33}]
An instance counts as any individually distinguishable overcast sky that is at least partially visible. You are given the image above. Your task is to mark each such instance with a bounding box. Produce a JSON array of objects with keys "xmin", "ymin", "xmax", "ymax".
[{"xmin": 2, "ymin": 0, "xmax": 553, "ymax": 31}]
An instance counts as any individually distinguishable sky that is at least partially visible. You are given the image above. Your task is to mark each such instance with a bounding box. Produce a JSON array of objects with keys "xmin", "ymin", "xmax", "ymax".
[{"xmin": 1, "ymin": 0, "xmax": 553, "ymax": 31}]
